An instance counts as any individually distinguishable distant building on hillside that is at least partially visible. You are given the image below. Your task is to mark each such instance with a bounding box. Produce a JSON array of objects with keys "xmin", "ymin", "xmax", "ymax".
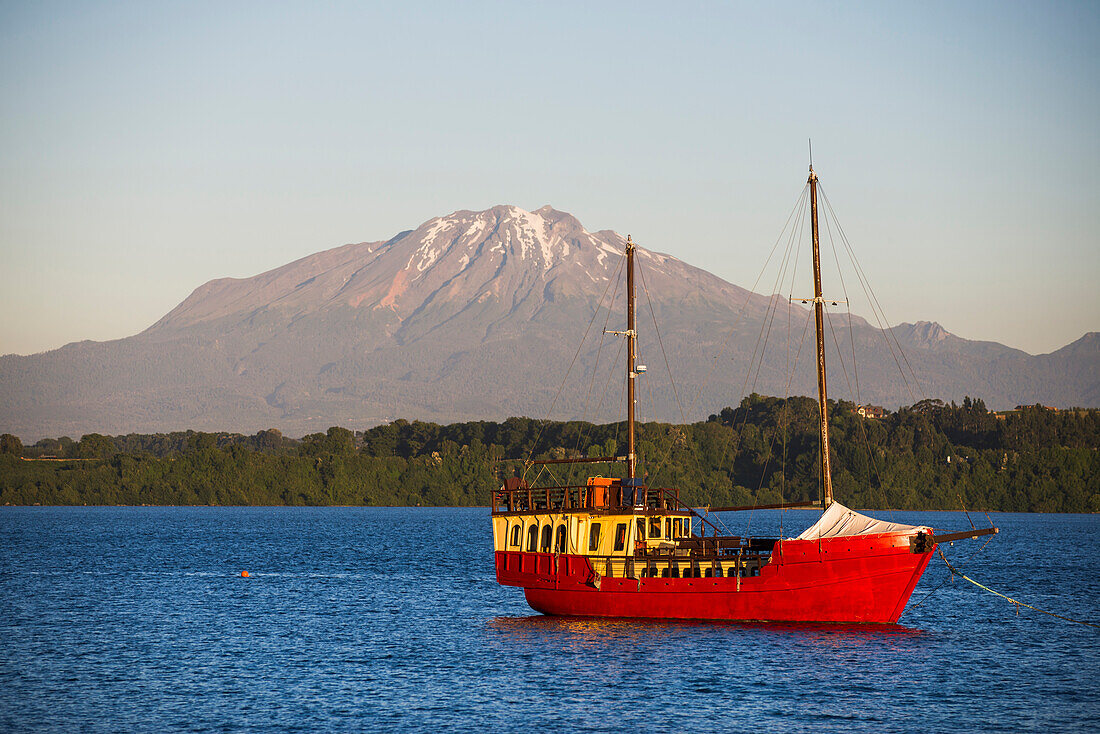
[{"xmin": 855, "ymin": 404, "xmax": 887, "ymax": 419}]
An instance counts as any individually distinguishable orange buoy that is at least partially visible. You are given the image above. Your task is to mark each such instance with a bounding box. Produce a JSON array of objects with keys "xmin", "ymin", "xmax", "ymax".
[{"xmin": 241, "ymin": 570, "xmax": 250, "ymax": 578}]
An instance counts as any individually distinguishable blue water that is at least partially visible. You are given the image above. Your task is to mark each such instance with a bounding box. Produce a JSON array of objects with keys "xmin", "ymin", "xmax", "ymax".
[{"xmin": 0, "ymin": 507, "xmax": 1096, "ymax": 732}]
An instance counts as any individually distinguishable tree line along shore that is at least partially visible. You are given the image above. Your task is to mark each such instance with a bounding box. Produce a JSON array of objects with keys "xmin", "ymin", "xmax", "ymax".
[{"xmin": 1, "ymin": 395, "xmax": 1097, "ymax": 512}]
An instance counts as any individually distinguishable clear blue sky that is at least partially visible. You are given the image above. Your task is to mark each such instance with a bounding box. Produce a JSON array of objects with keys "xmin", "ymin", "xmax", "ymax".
[{"xmin": 1, "ymin": 1, "xmax": 1097, "ymax": 356}]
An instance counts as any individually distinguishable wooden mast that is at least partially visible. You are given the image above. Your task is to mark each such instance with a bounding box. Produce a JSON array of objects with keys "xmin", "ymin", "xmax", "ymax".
[
  {"xmin": 808, "ymin": 166, "xmax": 834, "ymax": 508},
  {"xmin": 625, "ymin": 235, "xmax": 637, "ymax": 480}
]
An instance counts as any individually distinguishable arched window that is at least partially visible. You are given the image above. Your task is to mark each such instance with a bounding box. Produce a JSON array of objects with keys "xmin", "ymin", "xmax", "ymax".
[
  {"xmin": 526, "ymin": 524, "xmax": 538, "ymax": 552},
  {"xmin": 555, "ymin": 524, "xmax": 567, "ymax": 553},
  {"xmin": 510, "ymin": 524, "xmax": 521, "ymax": 547},
  {"xmin": 540, "ymin": 524, "xmax": 552, "ymax": 552}
]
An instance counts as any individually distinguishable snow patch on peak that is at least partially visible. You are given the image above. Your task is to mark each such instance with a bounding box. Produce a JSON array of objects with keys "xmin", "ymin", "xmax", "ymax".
[
  {"xmin": 421, "ymin": 217, "xmax": 451, "ymax": 243},
  {"xmin": 463, "ymin": 216, "xmax": 487, "ymax": 244},
  {"xmin": 499, "ymin": 205, "xmax": 562, "ymax": 270}
]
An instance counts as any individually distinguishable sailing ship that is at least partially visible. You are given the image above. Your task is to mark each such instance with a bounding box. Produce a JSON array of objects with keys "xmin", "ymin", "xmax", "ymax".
[{"xmin": 490, "ymin": 165, "xmax": 997, "ymax": 623}]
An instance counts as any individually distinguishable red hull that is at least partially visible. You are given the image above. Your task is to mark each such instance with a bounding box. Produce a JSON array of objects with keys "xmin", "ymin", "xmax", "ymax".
[{"xmin": 496, "ymin": 532, "xmax": 934, "ymax": 624}]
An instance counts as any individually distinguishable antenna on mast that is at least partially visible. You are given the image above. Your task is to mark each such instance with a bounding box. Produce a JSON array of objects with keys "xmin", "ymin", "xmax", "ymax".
[{"xmin": 808, "ymin": 138, "xmax": 813, "ymax": 170}]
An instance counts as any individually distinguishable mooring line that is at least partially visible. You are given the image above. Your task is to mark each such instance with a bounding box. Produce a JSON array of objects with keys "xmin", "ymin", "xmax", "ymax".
[
  {"xmin": 939, "ymin": 550, "xmax": 1100, "ymax": 629},
  {"xmin": 911, "ymin": 533, "xmax": 996, "ymax": 608}
]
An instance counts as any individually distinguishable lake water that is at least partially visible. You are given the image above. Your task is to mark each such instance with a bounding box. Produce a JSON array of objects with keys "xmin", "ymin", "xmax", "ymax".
[{"xmin": 0, "ymin": 507, "xmax": 1096, "ymax": 732}]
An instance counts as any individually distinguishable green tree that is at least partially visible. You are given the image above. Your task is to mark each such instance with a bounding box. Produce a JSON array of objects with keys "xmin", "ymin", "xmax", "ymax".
[{"xmin": 0, "ymin": 434, "xmax": 22, "ymax": 456}]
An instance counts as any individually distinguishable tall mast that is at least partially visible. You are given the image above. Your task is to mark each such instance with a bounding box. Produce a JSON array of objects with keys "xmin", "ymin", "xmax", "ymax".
[
  {"xmin": 808, "ymin": 166, "xmax": 834, "ymax": 508},
  {"xmin": 625, "ymin": 235, "xmax": 637, "ymax": 480}
]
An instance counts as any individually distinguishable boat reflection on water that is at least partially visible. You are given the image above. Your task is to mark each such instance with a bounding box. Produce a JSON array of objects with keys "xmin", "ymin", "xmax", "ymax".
[{"xmin": 485, "ymin": 614, "xmax": 928, "ymax": 650}]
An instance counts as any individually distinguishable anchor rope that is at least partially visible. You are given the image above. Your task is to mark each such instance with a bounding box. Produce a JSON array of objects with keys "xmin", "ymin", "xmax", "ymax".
[
  {"xmin": 911, "ymin": 533, "xmax": 996, "ymax": 608},
  {"xmin": 938, "ymin": 550, "xmax": 1100, "ymax": 629}
]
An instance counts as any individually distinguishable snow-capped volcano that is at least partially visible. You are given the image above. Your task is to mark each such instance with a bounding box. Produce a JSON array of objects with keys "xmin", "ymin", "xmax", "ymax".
[
  {"xmin": 2, "ymin": 204, "xmax": 1095, "ymax": 439},
  {"xmin": 151, "ymin": 204, "xmax": 724, "ymax": 333}
]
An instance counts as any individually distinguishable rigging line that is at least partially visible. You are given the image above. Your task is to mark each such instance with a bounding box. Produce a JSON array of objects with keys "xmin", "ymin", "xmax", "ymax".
[
  {"xmin": 741, "ymin": 439, "xmax": 781, "ymax": 539},
  {"xmin": 817, "ymin": 199, "xmax": 896, "ymax": 512},
  {"xmin": 820, "ymin": 186, "xmax": 916, "ymax": 402},
  {"xmin": 779, "ymin": 187, "xmax": 809, "ymax": 509},
  {"xmin": 685, "ymin": 185, "xmax": 809, "ymax": 420},
  {"xmin": 743, "ymin": 187, "xmax": 808, "ymax": 405},
  {"xmin": 780, "ymin": 306, "xmax": 816, "ymax": 481},
  {"xmin": 642, "ymin": 354, "xmax": 658, "ymax": 479},
  {"xmin": 818, "ymin": 184, "xmax": 918, "ymax": 400},
  {"xmin": 684, "ymin": 193, "xmax": 807, "ymax": 499},
  {"xmin": 572, "ymin": 334, "xmax": 626, "ymax": 480},
  {"xmin": 782, "ymin": 284, "xmax": 791, "ymax": 506},
  {"xmin": 738, "ymin": 308, "xmax": 816, "ymax": 539},
  {"xmin": 821, "ymin": 303, "xmax": 882, "ymax": 509},
  {"xmin": 656, "ymin": 186, "xmax": 813, "ymax": 507},
  {"xmin": 526, "ymin": 252, "xmax": 626, "ymax": 471},
  {"xmin": 818, "ymin": 186, "xmax": 923, "ymax": 404},
  {"xmin": 765, "ymin": 189, "xmax": 818, "ymax": 396},
  {"xmin": 615, "ymin": 350, "xmax": 629, "ymax": 467},
  {"xmin": 717, "ymin": 192, "xmax": 810, "ymax": 510},
  {"xmin": 938, "ymin": 551, "xmax": 1100, "ymax": 629},
  {"xmin": 543, "ymin": 462, "xmax": 564, "ymax": 488},
  {"xmin": 649, "ymin": 189, "xmax": 810, "ymax": 493},
  {"xmin": 819, "ymin": 196, "xmax": 861, "ymax": 401},
  {"xmin": 746, "ymin": 188, "xmax": 807, "ymax": 399},
  {"xmin": 572, "ymin": 260, "xmax": 626, "ymax": 459},
  {"xmin": 819, "ymin": 206, "xmax": 886, "ymax": 510},
  {"xmin": 636, "ymin": 257, "xmax": 686, "ymax": 424},
  {"xmin": 821, "ymin": 300, "xmax": 894, "ymax": 515},
  {"xmin": 569, "ymin": 262, "xmax": 625, "ymax": 472}
]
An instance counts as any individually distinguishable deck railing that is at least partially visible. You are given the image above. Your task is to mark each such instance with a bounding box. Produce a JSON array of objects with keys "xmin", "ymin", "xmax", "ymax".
[{"xmin": 491, "ymin": 484, "xmax": 682, "ymax": 514}]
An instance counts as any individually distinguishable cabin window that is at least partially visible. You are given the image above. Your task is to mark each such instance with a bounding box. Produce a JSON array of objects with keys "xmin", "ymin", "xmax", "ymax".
[
  {"xmin": 649, "ymin": 517, "xmax": 662, "ymax": 539},
  {"xmin": 665, "ymin": 517, "xmax": 672, "ymax": 538},
  {"xmin": 636, "ymin": 518, "xmax": 645, "ymax": 541},
  {"xmin": 589, "ymin": 523, "xmax": 602, "ymax": 552},
  {"xmin": 613, "ymin": 523, "xmax": 627, "ymax": 552},
  {"xmin": 555, "ymin": 524, "xmax": 567, "ymax": 553},
  {"xmin": 540, "ymin": 524, "xmax": 552, "ymax": 552},
  {"xmin": 510, "ymin": 525, "xmax": 521, "ymax": 547},
  {"xmin": 527, "ymin": 524, "xmax": 538, "ymax": 553}
]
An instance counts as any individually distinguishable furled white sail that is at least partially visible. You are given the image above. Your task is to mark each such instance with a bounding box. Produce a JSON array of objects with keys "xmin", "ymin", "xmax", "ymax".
[{"xmin": 795, "ymin": 502, "xmax": 925, "ymax": 540}]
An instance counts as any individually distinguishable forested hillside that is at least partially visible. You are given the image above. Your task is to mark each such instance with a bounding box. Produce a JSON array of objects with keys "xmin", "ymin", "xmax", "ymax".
[{"xmin": 1, "ymin": 396, "xmax": 1097, "ymax": 512}]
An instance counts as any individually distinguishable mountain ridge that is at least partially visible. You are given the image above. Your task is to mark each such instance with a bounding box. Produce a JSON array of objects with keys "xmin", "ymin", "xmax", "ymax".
[{"xmin": 1, "ymin": 204, "xmax": 1096, "ymax": 440}]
